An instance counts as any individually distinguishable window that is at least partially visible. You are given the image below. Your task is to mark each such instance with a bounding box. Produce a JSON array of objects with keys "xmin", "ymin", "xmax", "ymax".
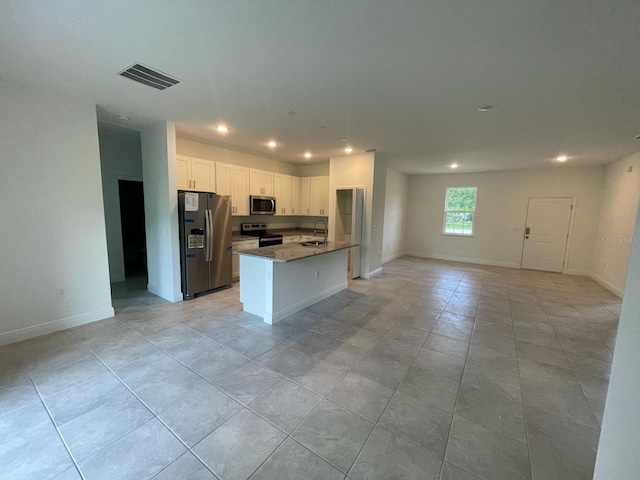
[{"xmin": 444, "ymin": 187, "xmax": 477, "ymax": 235}]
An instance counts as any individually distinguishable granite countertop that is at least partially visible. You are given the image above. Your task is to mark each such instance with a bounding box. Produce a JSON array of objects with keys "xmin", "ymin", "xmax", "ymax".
[
  {"xmin": 234, "ymin": 242, "xmax": 358, "ymax": 263},
  {"xmin": 232, "ymin": 235, "xmax": 257, "ymax": 241},
  {"xmin": 232, "ymin": 229, "xmax": 324, "ymax": 241}
]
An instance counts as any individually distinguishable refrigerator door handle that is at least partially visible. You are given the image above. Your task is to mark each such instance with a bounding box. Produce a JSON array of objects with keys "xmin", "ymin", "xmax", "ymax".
[
  {"xmin": 207, "ymin": 208, "xmax": 214, "ymax": 262},
  {"xmin": 204, "ymin": 209, "xmax": 211, "ymax": 262}
]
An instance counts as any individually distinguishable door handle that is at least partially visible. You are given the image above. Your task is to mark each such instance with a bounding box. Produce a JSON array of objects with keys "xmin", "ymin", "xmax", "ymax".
[{"xmin": 204, "ymin": 209, "xmax": 211, "ymax": 261}]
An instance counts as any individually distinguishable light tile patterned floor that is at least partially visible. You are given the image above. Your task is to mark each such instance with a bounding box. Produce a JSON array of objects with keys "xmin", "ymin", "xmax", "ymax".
[{"xmin": 0, "ymin": 257, "xmax": 620, "ymax": 479}]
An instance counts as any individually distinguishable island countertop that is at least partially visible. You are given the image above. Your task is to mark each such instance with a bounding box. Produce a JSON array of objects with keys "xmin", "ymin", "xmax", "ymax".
[{"xmin": 235, "ymin": 242, "xmax": 359, "ymax": 263}]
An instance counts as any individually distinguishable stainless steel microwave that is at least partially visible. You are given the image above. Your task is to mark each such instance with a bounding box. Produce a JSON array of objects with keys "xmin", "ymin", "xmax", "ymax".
[{"xmin": 249, "ymin": 195, "xmax": 276, "ymax": 215}]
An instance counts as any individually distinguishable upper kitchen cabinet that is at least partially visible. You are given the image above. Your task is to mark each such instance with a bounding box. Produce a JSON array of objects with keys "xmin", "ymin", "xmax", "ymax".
[
  {"xmin": 249, "ymin": 169, "xmax": 274, "ymax": 196},
  {"xmin": 291, "ymin": 176, "xmax": 300, "ymax": 215},
  {"xmin": 300, "ymin": 177, "xmax": 310, "ymax": 215},
  {"xmin": 215, "ymin": 162, "xmax": 249, "ymax": 215},
  {"xmin": 273, "ymin": 173, "xmax": 292, "ymax": 215},
  {"xmin": 309, "ymin": 176, "xmax": 329, "ymax": 216},
  {"xmin": 176, "ymin": 155, "xmax": 216, "ymax": 192},
  {"xmin": 299, "ymin": 176, "xmax": 329, "ymax": 216},
  {"xmin": 232, "ymin": 165, "xmax": 250, "ymax": 215}
]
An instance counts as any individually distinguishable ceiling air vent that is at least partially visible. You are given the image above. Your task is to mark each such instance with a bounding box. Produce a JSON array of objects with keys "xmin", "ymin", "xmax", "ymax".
[{"xmin": 118, "ymin": 63, "xmax": 180, "ymax": 91}]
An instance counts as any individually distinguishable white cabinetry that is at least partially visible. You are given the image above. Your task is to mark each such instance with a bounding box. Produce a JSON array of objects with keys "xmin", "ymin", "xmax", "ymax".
[
  {"xmin": 176, "ymin": 155, "xmax": 216, "ymax": 192},
  {"xmin": 249, "ymin": 169, "xmax": 274, "ymax": 196},
  {"xmin": 282, "ymin": 234, "xmax": 300, "ymax": 244},
  {"xmin": 291, "ymin": 176, "xmax": 300, "ymax": 215},
  {"xmin": 194, "ymin": 159, "xmax": 328, "ymax": 217},
  {"xmin": 232, "ymin": 238, "xmax": 259, "ymax": 279},
  {"xmin": 232, "ymin": 166, "xmax": 250, "ymax": 215},
  {"xmin": 302, "ymin": 176, "xmax": 329, "ymax": 216},
  {"xmin": 300, "ymin": 177, "xmax": 311, "ymax": 215},
  {"xmin": 215, "ymin": 162, "xmax": 233, "ymax": 196},
  {"xmin": 273, "ymin": 174, "xmax": 292, "ymax": 215},
  {"xmin": 215, "ymin": 162, "xmax": 249, "ymax": 215}
]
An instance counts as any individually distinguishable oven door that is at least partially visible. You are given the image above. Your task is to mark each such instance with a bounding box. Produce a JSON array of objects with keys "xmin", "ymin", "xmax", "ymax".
[
  {"xmin": 259, "ymin": 236, "xmax": 283, "ymax": 247},
  {"xmin": 250, "ymin": 196, "xmax": 276, "ymax": 215}
]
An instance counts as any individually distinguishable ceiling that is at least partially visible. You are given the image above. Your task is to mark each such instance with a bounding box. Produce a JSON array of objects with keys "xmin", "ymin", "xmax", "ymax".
[{"xmin": 1, "ymin": 1, "xmax": 639, "ymax": 174}]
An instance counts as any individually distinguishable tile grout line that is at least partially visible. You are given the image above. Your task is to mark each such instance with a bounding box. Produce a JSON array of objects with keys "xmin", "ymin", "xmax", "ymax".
[
  {"xmin": 83, "ymin": 348, "xmax": 223, "ymax": 479},
  {"xmin": 29, "ymin": 377, "xmax": 87, "ymax": 480},
  {"xmin": 435, "ymin": 276, "xmax": 473, "ymax": 480}
]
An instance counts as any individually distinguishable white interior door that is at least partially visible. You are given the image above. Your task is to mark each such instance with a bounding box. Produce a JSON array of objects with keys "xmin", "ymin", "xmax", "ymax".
[
  {"xmin": 351, "ymin": 188, "xmax": 365, "ymax": 279},
  {"xmin": 521, "ymin": 197, "xmax": 573, "ymax": 272}
]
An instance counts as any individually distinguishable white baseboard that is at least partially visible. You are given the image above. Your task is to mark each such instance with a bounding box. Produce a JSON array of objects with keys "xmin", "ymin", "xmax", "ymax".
[
  {"xmin": 590, "ymin": 273, "xmax": 624, "ymax": 298},
  {"xmin": 263, "ymin": 281, "xmax": 348, "ymax": 324},
  {"xmin": 564, "ymin": 269, "xmax": 590, "ymax": 276},
  {"xmin": 383, "ymin": 252, "xmax": 405, "ymax": 264},
  {"xmin": 368, "ymin": 267, "xmax": 383, "ymax": 278},
  {"xmin": 0, "ymin": 307, "xmax": 115, "ymax": 347},
  {"xmin": 148, "ymin": 283, "xmax": 182, "ymax": 303},
  {"xmin": 405, "ymin": 252, "xmax": 520, "ymax": 269}
]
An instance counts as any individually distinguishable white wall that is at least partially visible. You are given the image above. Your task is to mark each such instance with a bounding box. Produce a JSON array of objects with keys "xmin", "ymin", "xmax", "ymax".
[
  {"xmin": 298, "ymin": 163, "xmax": 330, "ymax": 177},
  {"xmin": 176, "ymin": 137, "xmax": 300, "ymax": 176},
  {"xmin": 329, "ymin": 152, "xmax": 385, "ymax": 278},
  {"xmin": 141, "ymin": 122, "xmax": 182, "ymax": 302},
  {"xmin": 382, "ymin": 167, "xmax": 408, "ymax": 263},
  {"xmin": 406, "ymin": 167, "xmax": 605, "ymax": 271},
  {"xmin": 370, "ymin": 157, "xmax": 387, "ymax": 274},
  {"xmin": 98, "ymin": 130, "xmax": 143, "ymax": 283},
  {"xmin": 590, "ymin": 151, "xmax": 640, "ymax": 296},
  {"xmin": 593, "ymin": 204, "xmax": 640, "ymax": 479},
  {"xmin": 0, "ymin": 80, "xmax": 113, "ymax": 346}
]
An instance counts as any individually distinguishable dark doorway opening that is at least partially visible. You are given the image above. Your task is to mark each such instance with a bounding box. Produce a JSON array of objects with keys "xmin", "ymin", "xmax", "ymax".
[{"xmin": 118, "ymin": 180, "xmax": 147, "ymax": 280}]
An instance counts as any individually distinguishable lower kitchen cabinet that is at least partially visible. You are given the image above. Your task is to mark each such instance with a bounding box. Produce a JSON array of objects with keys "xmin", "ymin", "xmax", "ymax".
[{"xmin": 232, "ymin": 238, "xmax": 259, "ymax": 279}]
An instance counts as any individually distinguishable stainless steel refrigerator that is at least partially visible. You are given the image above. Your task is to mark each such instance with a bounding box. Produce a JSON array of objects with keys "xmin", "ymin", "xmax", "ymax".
[{"xmin": 178, "ymin": 192, "xmax": 232, "ymax": 299}]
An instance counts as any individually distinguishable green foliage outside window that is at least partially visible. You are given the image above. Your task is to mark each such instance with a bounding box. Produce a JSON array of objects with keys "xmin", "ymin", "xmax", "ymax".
[{"xmin": 444, "ymin": 187, "xmax": 477, "ymax": 235}]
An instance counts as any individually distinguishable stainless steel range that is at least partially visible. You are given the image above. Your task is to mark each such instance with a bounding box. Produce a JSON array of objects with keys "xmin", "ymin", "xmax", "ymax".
[{"xmin": 241, "ymin": 223, "xmax": 283, "ymax": 247}]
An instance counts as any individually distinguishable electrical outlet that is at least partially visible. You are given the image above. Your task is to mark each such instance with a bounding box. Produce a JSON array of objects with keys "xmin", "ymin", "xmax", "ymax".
[{"xmin": 57, "ymin": 288, "xmax": 66, "ymax": 297}]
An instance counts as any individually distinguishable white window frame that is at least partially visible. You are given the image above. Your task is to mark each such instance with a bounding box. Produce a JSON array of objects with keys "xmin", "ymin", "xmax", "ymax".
[{"xmin": 443, "ymin": 187, "xmax": 477, "ymax": 236}]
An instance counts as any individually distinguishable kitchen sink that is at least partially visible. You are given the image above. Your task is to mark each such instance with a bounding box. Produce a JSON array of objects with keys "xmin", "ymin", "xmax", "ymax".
[{"xmin": 300, "ymin": 241, "xmax": 329, "ymax": 247}]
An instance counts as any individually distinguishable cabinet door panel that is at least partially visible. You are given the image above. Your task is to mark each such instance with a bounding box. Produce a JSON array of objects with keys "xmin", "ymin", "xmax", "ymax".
[
  {"xmin": 300, "ymin": 177, "xmax": 310, "ymax": 216},
  {"xmin": 249, "ymin": 169, "xmax": 262, "ymax": 195},
  {"xmin": 262, "ymin": 171, "xmax": 274, "ymax": 196},
  {"xmin": 291, "ymin": 177, "xmax": 300, "ymax": 215},
  {"xmin": 232, "ymin": 166, "xmax": 249, "ymax": 215},
  {"xmin": 191, "ymin": 158, "xmax": 214, "ymax": 192},
  {"xmin": 309, "ymin": 176, "xmax": 324, "ymax": 216},
  {"xmin": 216, "ymin": 163, "xmax": 233, "ymax": 197},
  {"xmin": 176, "ymin": 156, "xmax": 190, "ymax": 190}
]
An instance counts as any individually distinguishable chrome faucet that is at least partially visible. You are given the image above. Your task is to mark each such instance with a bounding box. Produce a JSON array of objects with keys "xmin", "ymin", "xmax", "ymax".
[{"xmin": 313, "ymin": 219, "xmax": 328, "ymax": 243}]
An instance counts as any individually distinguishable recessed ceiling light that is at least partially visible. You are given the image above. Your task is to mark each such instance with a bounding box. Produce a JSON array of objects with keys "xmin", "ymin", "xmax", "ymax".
[
  {"xmin": 345, "ymin": 147, "xmax": 353, "ymax": 153},
  {"xmin": 556, "ymin": 155, "xmax": 568, "ymax": 162},
  {"xmin": 338, "ymin": 137, "xmax": 347, "ymax": 142},
  {"xmin": 304, "ymin": 152, "xmax": 312, "ymax": 158},
  {"xmin": 366, "ymin": 148, "xmax": 377, "ymax": 152},
  {"xmin": 215, "ymin": 125, "xmax": 230, "ymax": 133},
  {"xmin": 450, "ymin": 163, "xmax": 459, "ymax": 169},
  {"xmin": 267, "ymin": 141, "xmax": 278, "ymax": 148},
  {"xmin": 286, "ymin": 111, "xmax": 297, "ymax": 116},
  {"xmin": 318, "ymin": 126, "xmax": 326, "ymax": 129},
  {"xmin": 118, "ymin": 114, "xmax": 129, "ymax": 121},
  {"xmin": 478, "ymin": 105, "xmax": 494, "ymax": 112}
]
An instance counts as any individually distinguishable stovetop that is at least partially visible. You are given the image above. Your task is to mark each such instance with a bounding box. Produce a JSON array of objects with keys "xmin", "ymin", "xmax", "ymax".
[{"xmin": 240, "ymin": 223, "xmax": 283, "ymax": 239}]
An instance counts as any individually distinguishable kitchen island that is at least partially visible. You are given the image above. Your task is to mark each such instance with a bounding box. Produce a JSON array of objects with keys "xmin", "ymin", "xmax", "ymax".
[{"xmin": 235, "ymin": 242, "xmax": 358, "ymax": 324}]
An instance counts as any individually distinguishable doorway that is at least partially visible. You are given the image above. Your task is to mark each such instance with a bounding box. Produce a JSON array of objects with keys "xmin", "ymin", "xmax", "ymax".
[
  {"xmin": 335, "ymin": 187, "xmax": 365, "ymax": 279},
  {"xmin": 521, "ymin": 197, "xmax": 573, "ymax": 272},
  {"xmin": 118, "ymin": 180, "xmax": 147, "ymax": 280}
]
